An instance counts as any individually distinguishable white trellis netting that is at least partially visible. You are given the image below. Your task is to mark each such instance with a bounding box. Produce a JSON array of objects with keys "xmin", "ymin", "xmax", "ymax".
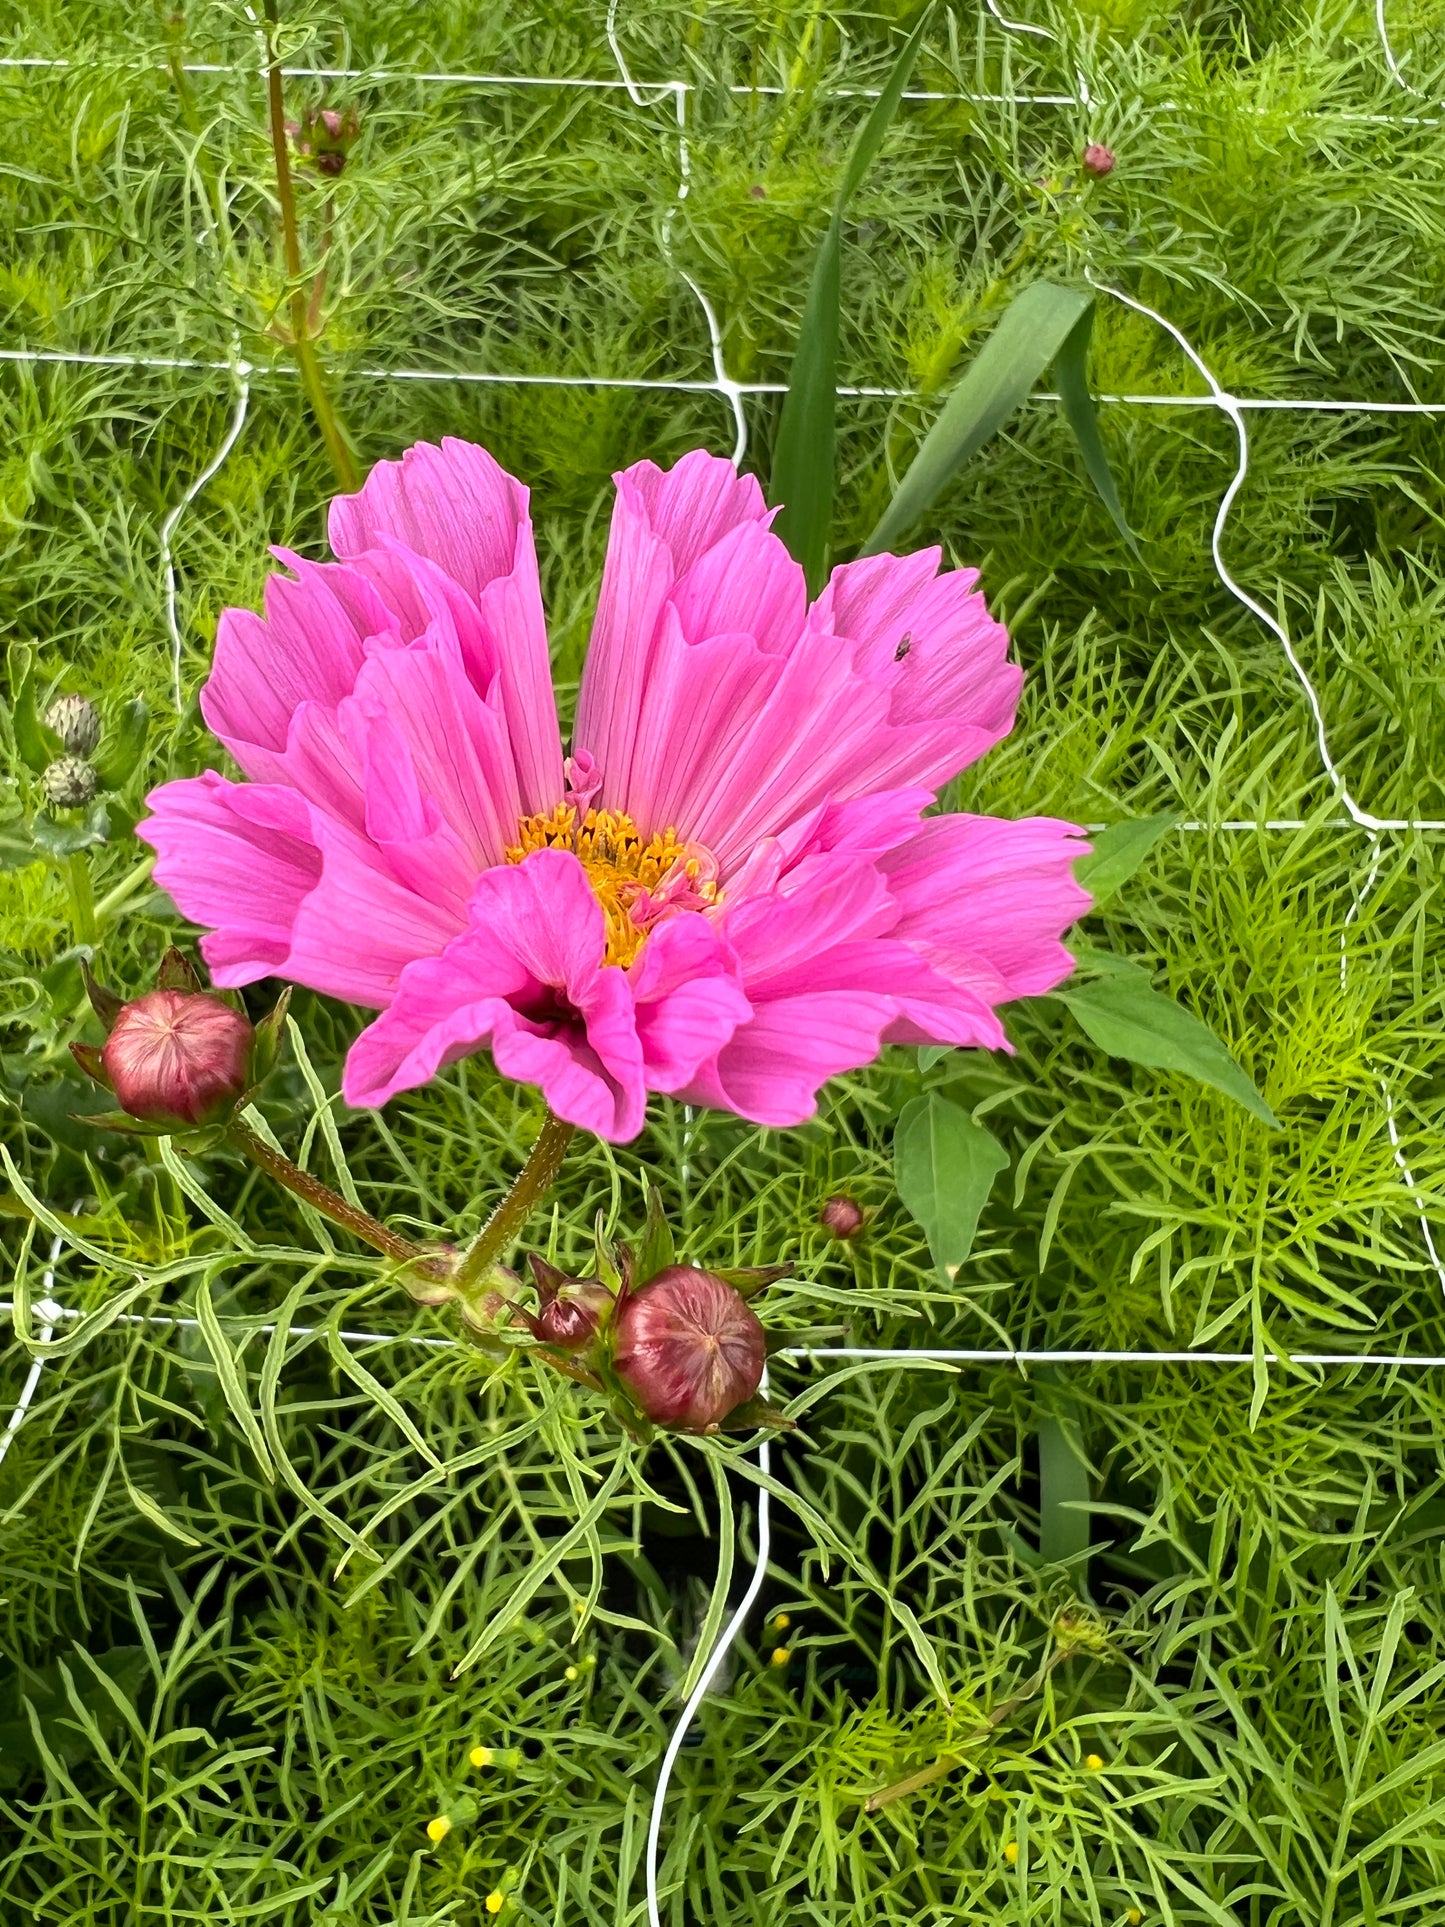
[{"xmin": 3, "ymin": 13, "xmax": 1445, "ymax": 1919}]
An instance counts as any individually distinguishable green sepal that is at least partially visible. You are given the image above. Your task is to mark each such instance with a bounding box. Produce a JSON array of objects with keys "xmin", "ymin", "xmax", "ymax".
[
  {"xmin": 66, "ymin": 1108, "xmax": 172, "ymax": 1138},
  {"xmin": 711, "ymin": 1262, "xmax": 792, "ymax": 1300},
  {"xmin": 712, "ymin": 1397, "xmax": 798, "ymax": 1434},
  {"xmin": 69, "ymin": 1040, "xmax": 111, "ymax": 1088},
  {"xmin": 12, "ymin": 650, "xmax": 61, "ymax": 775},
  {"xmin": 31, "ymin": 802, "xmax": 109, "ymax": 858},
  {"xmin": 250, "ymin": 984, "xmax": 292, "ymax": 1083},
  {"xmin": 93, "ymin": 699, "xmax": 150, "ymax": 792},
  {"xmin": 593, "ymin": 1212, "xmax": 625, "ymax": 1296},
  {"xmin": 633, "ymin": 1185, "xmax": 675, "ymax": 1288},
  {"xmin": 156, "ymin": 946, "xmax": 203, "ymax": 992},
  {"xmin": 81, "ymin": 959, "xmax": 125, "ymax": 1029}
]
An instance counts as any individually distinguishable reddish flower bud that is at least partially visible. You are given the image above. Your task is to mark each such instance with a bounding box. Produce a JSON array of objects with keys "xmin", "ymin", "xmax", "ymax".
[
  {"xmin": 1082, "ymin": 143, "xmax": 1115, "ymax": 178},
  {"xmin": 527, "ymin": 1255, "xmax": 612, "ymax": 1350},
  {"xmin": 100, "ymin": 990, "xmax": 253, "ymax": 1128},
  {"xmin": 819, "ymin": 1194, "xmax": 865, "ymax": 1241},
  {"xmin": 611, "ymin": 1266, "xmax": 766, "ymax": 1431}
]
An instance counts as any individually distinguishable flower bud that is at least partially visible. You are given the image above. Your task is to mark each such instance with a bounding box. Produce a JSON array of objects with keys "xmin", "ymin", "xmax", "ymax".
[
  {"xmin": 819, "ymin": 1194, "xmax": 865, "ymax": 1240},
  {"xmin": 291, "ymin": 103, "xmax": 361, "ymax": 177},
  {"xmin": 101, "ymin": 989, "xmax": 254, "ymax": 1128},
  {"xmin": 45, "ymin": 693, "xmax": 100, "ymax": 756},
  {"xmin": 611, "ymin": 1265, "xmax": 766, "ymax": 1431},
  {"xmin": 42, "ymin": 756, "xmax": 98, "ymax": 809},
  {"xmin": 1082, "ymin": 142, "xmax": 1116, "ymax": 178},
  {"xmin": 527, "ymin": 1254, "xmax": 611, "ymax": 1350}
]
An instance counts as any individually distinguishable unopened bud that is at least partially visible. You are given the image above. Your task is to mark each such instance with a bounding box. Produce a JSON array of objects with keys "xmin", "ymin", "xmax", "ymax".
[
  {"xmin": 101, "ymin": 989, "xmax": 253, "ymax": 1128},
  {"xmin": 291, "ymin": 103, "xmax": 361, "ymax": 177},
  {"xmin": 819, "ymin": 1194, "xmax": 865, "ymax": 1240},
  {"xmin": 45, "ymin": 693, "xmax": 100, "ymax": 756},
  {"xmin": 527, "ymin": 1255, "xmax": 611, "ymax": 1350},
  {"xmin": 1082, "ymin": 142, "xmax": 1115, "ymax": 178},
  {"xmin": 611, "ymin": 1265, "xmax": 766, "ymax": 1431},
  {"xmin": 42, "ymin": 756, "xmax": 98, "ymax": 809}
]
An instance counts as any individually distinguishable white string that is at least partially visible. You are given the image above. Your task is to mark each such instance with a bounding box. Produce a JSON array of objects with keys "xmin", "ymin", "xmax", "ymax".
[
  {"xmin": 161, "ymin": 361, "xmax": 251, "ymax": 710},
  {"xmin": 0, "ymin": 1237, "xmax": 63, "ymax": 1470}
]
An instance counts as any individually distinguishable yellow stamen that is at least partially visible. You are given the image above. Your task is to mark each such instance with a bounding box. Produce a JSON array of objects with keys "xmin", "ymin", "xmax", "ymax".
[{"xmin": 507, "ymin": 805, "xmax": 718, "ymax": 968}]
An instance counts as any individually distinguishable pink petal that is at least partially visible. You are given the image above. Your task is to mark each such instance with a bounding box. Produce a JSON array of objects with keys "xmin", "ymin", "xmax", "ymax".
[
  {"xmin": 328, "ymin": 438, "xmax": 563, "ymax": 813},
  {"xmin": 201, "ymin": 555, "xmax": 397, "ymax": 783},
  {"xmin": 627, "ymin": 914, "xmax": 751, "ymax": 1092},
  {"xmin": 574, "ymin": 452, "xmax": 786, "ymax": 828},
  {"xmin": 682, "ymin": 992, "xmax": 906, "ymax": 1128},
  {"xmin": 881, "ymin": 814, "xmax": 1091, "ymax": 1002},
  {"xmin": 140, "ymin": 774, "xmax": 320, "ymax": 985},
  {"xmin": 342, "ymin": 850, "xmax": 649, "ymax": 1140}
]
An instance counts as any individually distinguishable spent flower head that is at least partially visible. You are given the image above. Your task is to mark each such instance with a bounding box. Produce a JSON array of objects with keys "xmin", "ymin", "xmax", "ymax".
[{"xmin": 45, "ymin": 693, "xmax": 100, "ymax": 756}]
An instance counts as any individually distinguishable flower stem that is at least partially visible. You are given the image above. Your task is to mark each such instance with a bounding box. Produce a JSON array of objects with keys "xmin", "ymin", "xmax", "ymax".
[
  {"xmin": 227, "ymin": 1117, "xmax": 448, "ymax": 1282},
  {"xmin": 454, "ymin": 1111, "xmax": 576, "ymax": 1292},
  {"xmin": 67, "ymin": 852, "xmax": 97, "ymax": 948},
  {"xmin": 260, "ymin": 0, "xmax": 358, "ymax": 492}
]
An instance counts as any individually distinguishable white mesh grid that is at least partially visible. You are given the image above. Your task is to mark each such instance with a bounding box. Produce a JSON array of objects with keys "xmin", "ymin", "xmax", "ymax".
[{"xmin": 3, "ymin": 22, "xmax": 1444, "ymax": 1916}]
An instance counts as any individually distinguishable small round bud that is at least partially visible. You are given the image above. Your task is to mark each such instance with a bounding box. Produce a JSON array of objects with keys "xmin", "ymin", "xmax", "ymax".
[
  {"xmin": 820, "ymin": 1194, "xmax": 865, "ymax": 1240},
  {"xmin": 611, "ymin": 1266, "xmax": 766, "ymax": 1431},
  {"xmin": 42, "ymin": 756, "xmax": 99, "ymax": 809},
  {"xmin": 1085, "ymin": 1753, "xmax": 1104, "ymax": 1770},
  {"xmin": 1082, "ymin": 142, "xmax": 1116, "ymax": 178},
  {"xmin": 1003, "ymin": 1841, "xmax": 1019, "ymax": 1864},
  {"xmin": 527, "ymin": 1255, "xmax": 611, "ymax": 1350},
  {"xmin": 101, "ymin": 989, "xmax": 253, "ymax": 1128},
  {"xmin": 485, "ymin": 1895, "xmax": 506, "ymax": 1917},
  {"xmin": 770, "ymin": 1646, "xmax": 790, "ymax": 1667},
  {"xmin": 748, "ymin": 183, "xmax": 766, "ymax": 199},
  {"xmin": 772, "ymin": 1612, "xmax": 791, "ymax": 1632},
  {"xmin": 469, "ymin": 1745, "xmax": 494, "ymax": 1768},
  {"xmin": 45, "ymin": 693, "xmax": 100, "ymax": 756}
]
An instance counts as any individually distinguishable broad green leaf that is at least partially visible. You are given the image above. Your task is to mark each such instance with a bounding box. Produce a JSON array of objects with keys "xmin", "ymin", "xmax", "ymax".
[
  {"xmin": 1053, "ymin": 302, "xmax": 1140, "ymax": 556},
  {"xmin": 1066, "ymin": 943, "xmax": 1153, "ymax": 985},
  {"xmin": 0, "ymin": 817, "xmax": 39, "ymax": 871},
  {"xmin": 1056, "ymin": 974, "xmax": 1280, "ymax": 1127},
  {"xmin": 862, "ymin": 280, "xmax": 1092, "ymax": 555},
  {"xmin": 11, "ymin": 649, "xmax": 59, "ymax": 775},
  {"xmin": 894, "ymin": 1092, "xmax": 1009, "ymax": 1277},
  {"xmin": 917, "ymin": 1043, "xmax": 952, "ymax": 1071},
  {"xmin": 1038, "ymin": 1404, "xmax": 1092, "ymax": 1569},
  {"xmin": 769, "ymin": 5, "xmax": 934, "ymax": 592},
  {"xmin": 30, "ymin": 801, "xmax": 109, "ymax": 858},
  {"xmin": 93, "ymin": 698, "xmax": 150, "ymax": 792},
  {"xmin": 1075, "ymin": 814, "xmax": 1177, "ymax": 903}
]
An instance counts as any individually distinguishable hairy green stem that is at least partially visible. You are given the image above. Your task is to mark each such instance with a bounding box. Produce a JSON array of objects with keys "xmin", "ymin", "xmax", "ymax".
[
  {"xmin": 227, "ymin": 1118, "xmax": 448, "ymax": 1281},
  {"xmin": 455, "ymin": 1111, "xmax": 577, "ymax": 1292},
  {"xmin": 260, "ymin": 0, "xmax": 358, "ymax": 491},
  {"xmin": 67, "ymin": 852, "xmax": 97, "ymax": 948}
]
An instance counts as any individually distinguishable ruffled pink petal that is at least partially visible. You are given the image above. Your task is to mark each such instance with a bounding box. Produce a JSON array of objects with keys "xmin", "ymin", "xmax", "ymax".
[
  {"xmin": 328, "ymin": 438, "xmax": 563, "ymax": 813},
  {"xmin": 574, "ymin": 452, "xmax": 783, "ymax": 827},
  {"xmin": 880, "ymin": 814, "xmax": 1091, "ymax": 1002},
  {"xmin": 201, "ymin": 554, "xmax": 398, "ymax": 783},
  {"xmin": 342, "ymin": 850, "xmax": 648, "ymax": 1139},
  {"xmin": 627, "ymin": 914, "xmax": 751, "ymax": 1093},
  {"xmin": 141, "ymin": 774, "xmax": 320, "ymax": 985},
  {"xmin": 681, "ymin": 993, "xmax": 908, "ymax": 1128}
]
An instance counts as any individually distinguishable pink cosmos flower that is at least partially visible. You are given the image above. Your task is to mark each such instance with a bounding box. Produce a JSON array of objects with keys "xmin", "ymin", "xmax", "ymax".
[{"xmin": 141, "ymin": 441, "xmax": 1089, "ymax": 1142}]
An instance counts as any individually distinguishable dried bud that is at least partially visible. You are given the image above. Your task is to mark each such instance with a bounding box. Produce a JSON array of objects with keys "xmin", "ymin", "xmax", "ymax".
[
  {"xmin": 611, "ymin": 1265, "xmax": 766, "ymax": 1432},
  {"xmin": 291, "ymin": 103, "xmax": 361, "ymax": 177},
  {"xmin": 45, "ymin": 693, "xmax": 100, "ymax": 756},
  {"xmin": 820, "ymin": 1194, "xmax": 865, "ymax": 1241},
  {"xmin": 100, "ymin": 989, "xmax": 254, "ymax": 1128},
  {"xmin": 1082, "ymin": 142, "xmax": 1115, "ymax": 178},
  {"xmin": 42, "ymin": 756, "xmax": 98, "ymax": 809},
  {"xmin": 527, "ymin": 1255, "xmax": 612, "ymax": 1350}
]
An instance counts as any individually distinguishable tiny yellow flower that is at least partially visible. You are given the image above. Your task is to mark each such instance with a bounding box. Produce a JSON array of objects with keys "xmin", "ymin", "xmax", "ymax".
[
  {"xmin": 1085, "ymin": 1753, "xmax": 1104, "ymax": 1770},
  {"xmin": 1127, "ymin": 1912, "xmax": 1142, "ymax": 1925},
  {"xmin": 470, "ymin": 1745, "xmax": 494, "ymax": 1768},
  {"xmin": 1003, "ymin": 1840, "xmax": 1019, "ymax": 1864},
  {"xmin": 770, "ymin": 1646, "xmax": 791, "ymax": 1667},
  {"xmin": 426, "ymin": 1815, "xmax": 451, "ymax": 1845},
  {"xmin": 772, "ymin": 1611, "xmax": 791, "ymax": 1632},
  {"xmin": 485, "ymin": 1892, "xmax": 506, "ymax": 1916}
]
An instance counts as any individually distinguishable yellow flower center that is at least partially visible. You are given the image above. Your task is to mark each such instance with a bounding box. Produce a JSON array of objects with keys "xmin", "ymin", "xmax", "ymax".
[{"xmin": 506, "ymin": 805, "xmax": 719, "ymax": 968}]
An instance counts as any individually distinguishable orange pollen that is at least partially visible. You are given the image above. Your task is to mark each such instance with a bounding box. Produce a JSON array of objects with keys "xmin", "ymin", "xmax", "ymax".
[{"xmin": 506, "ymin": 805, "xmax": 720, "ymax": 968}]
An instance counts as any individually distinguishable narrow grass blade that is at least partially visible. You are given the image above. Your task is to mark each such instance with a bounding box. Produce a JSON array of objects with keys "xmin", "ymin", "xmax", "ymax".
[
  {"xmin": 862, "ymin": 280, "xmax": 1092, "ymax": 556},
  {"xmin": 1053, "ymin": 302, "xmax": 1140, "ymax": 556},
  {"xmin": 195, "ymin": 1275, "xmax": 276, "ymax": 1481},
  {"xmin": 769, "ymin": 5, "xmax": 934, "ymax": 591}
]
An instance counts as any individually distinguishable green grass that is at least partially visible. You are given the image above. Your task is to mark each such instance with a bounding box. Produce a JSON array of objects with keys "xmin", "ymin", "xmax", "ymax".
[{"xmin": 5, "ymin": 0, "xmax": 1445, "ymax": 1920}]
